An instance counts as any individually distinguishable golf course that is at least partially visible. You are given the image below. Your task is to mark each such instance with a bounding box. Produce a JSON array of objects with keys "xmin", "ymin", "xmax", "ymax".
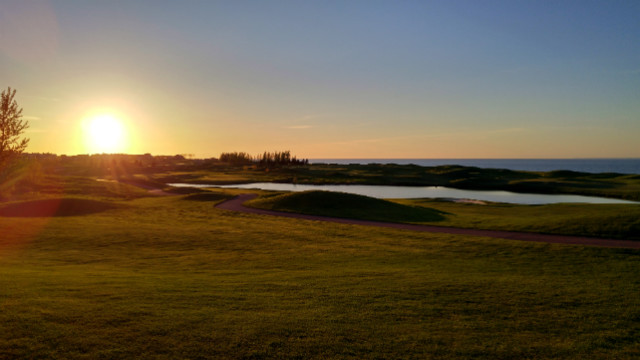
[
  {"xmin": 4, "ymin": 2, "xmax": 640, "ymax": 357},
  {"xmin": 1, "ymin": 155, "xmax": 639, "ymax": 359}
]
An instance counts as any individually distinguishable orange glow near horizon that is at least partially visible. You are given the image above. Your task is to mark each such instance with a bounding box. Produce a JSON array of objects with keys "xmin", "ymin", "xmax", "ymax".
[{"xmin": 82, "ymin": 113, "xmax": 130, "ymax": 154}]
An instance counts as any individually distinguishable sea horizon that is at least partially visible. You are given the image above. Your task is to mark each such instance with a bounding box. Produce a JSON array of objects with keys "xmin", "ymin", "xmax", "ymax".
[{"xmin": 309, "ymin": 158, "xmax": 640, "ymax": 174}]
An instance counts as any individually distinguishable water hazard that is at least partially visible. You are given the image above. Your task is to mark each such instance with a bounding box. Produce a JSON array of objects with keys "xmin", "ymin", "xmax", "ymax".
[{"xmin": 169, "ymin": 182, "xmax": 638, "ymax": 205}]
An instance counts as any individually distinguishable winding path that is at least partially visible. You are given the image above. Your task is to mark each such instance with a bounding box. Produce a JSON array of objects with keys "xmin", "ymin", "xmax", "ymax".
[{"xmin": 216, "ymin": 194, "xmax": 640, "ymax": 249}]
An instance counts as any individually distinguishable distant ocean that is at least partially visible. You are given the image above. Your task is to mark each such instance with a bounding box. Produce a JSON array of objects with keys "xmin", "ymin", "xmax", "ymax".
[{"xmin": 310, "ymin": 159, "xmax": 640, "ymax": 175}]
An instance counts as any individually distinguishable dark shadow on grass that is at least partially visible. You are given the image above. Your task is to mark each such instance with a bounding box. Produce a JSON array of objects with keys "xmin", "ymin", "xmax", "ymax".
[
  {"xmin": 181, "ymin": 192, "xmax": 234, "ymax": 202},
  {"xmin": 166, "ymin": 187, "xmax": 207, "ymax": 195},
  {"xmin": 0, "ymin": 198, "xmax": 120, "ymax": 217}
]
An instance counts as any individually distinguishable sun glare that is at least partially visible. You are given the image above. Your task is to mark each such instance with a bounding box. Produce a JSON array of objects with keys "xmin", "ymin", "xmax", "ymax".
[{"xmin": 83, "ymin": 114, "xmax": 128, "ymax": 154}]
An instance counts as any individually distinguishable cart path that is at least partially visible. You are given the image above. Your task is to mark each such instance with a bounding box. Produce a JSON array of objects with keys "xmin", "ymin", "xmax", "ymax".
[{"xmin": 216, "ymin": 194, "xmax": 640, "ymax": 249}]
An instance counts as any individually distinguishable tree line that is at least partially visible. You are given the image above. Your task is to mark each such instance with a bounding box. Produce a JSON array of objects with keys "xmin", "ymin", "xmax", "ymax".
[{"xmin": 219, "ymin": 151, "xmax": 308, "ymax": 168}]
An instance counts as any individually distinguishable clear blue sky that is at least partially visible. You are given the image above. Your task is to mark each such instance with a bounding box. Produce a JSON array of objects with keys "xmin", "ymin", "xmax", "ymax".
[{"xmin": 1, "ymin": 0, "xmax": 639, "ymax": 158}]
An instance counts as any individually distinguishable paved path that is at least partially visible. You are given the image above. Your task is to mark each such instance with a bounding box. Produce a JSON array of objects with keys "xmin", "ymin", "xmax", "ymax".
[{"xmin": 216, "ymin": 194, "xmax": 640, "ymax": 249}]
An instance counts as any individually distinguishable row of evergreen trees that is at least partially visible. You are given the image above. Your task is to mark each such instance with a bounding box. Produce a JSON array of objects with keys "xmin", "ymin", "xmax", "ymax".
[
  {"xmin": 219, "ymin": 151, "xmax": 308, "ymax": 168},
  {"xmin": 257, "ymin": 151, "xmax": 308, "ymax": 167},
  {"xmin": 218, "ymin": 152, "xmax": 253, "ymax": 165}
]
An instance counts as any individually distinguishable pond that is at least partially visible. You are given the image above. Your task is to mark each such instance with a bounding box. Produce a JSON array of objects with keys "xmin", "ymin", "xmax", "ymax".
[{"xmin": 168, "ymin": 182, "xmax": 638, "ymax": 205}]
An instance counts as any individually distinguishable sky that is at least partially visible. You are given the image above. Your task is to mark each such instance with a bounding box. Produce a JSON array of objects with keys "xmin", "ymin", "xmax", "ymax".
[{"xmin": 1, "ymin": 0, "xmax": 639, "ymax": 159}]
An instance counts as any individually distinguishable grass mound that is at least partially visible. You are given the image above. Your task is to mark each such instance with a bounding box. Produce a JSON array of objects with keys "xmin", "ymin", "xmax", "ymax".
[
  {"xmin": 0, "ymin": 198, "xmax": 119, "ymax": 217},
  {"xmin": 250, "ymin": 190, "xmax": 446, "ymax": 223}
]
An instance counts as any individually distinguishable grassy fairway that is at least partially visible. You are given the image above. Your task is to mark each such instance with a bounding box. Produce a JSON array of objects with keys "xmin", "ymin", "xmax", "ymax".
[
  {"xmin": 1, "ymin": 193, "xmax": 640, "ymax": 359},
  {"xmin": 247, "ymin": 190, "xmax": 640, "ymax": 240},
  {"xmin": 397, "ymin": 198, "xmax": 640, "ymax": 240}
]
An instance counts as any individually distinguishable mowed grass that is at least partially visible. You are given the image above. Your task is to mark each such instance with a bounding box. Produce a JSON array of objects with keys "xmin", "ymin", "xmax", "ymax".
[
  {"xmin": 248, "ymin": 190, "xmax": 640, "ymax": 240},
  {"xmin": 396, "ymin": 198, "xmax": 640, "ymax": 240},
  {"xmin": 0, "ymin": 198, "xmax": 122, "ymax": 217},
  {"xmin": 1, "ymin": 192, "xmax": 640, "ymax": 359}
]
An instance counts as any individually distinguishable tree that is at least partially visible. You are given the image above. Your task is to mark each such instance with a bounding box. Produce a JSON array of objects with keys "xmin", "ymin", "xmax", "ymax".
[{"xmin": 0, "ymin": 87, "xmax": 29, "ymax": 167}]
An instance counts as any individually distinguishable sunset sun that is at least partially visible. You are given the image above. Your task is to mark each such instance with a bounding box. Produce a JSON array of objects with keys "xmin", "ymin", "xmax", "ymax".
[{"xmin": 83, "ymin": 114, "xmax": 128, "ymax": 154}]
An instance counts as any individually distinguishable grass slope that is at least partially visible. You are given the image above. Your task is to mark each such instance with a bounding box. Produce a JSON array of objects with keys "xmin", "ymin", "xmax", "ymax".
[
  {"xmin": 249, "ymin": 190, "xmax": 446, "ymax": 223},
  {"xmin": 0, "ymin": 194, "xmax": 639, "ymax": 358},
  {"xmin": 397, "ymin": 199, "xmax": 640, "ymax": 240},
  {"xmin": 0, "ymin": 198, "xmax": 121, "ymax": 217},
  {"xmin": 248, "ymin": 190, "xmax": 640, "ymax": 240}
]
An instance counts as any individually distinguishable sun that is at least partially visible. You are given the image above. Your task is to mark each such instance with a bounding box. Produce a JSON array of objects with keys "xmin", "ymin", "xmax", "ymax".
[{"xmin": 83, "ymin": 114, "xmax": 128, "ymax": 154}]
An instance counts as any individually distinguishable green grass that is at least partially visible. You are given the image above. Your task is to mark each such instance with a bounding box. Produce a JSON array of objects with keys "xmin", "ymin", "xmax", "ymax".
[
  {"xmin": 13, "ymin": 156, "xmax": 640, "ymax": 200},
  {"xmin": 153, "ymin": 163, "xmax": 640, "ymax": 201},
  {"xmin": 248, "ymin": 190, "xmax": 446, "ymax": 223},
  {"xmin": 246, "ymin": 190, "xmax": 640, "ymax": 240},
  {"xmin": 181, "ymin": 192, "xmax": 235, "ymax": 202},
  {"xmin": 396, "ymin": 199, "xmax": 640, "ymax": 240},
  {"xmin": 1, "ymin": 192, "xmax": 640, "ymax": 358},
  {"xmin": 0, "ymin": 198, "xmax": 123, "ymax": 217}
]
